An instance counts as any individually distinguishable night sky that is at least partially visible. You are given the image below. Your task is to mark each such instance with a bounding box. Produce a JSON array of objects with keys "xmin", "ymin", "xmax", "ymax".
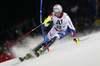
[{"xmin": 0, "ymin": 0, "xmax": 40, "ymax": 31}]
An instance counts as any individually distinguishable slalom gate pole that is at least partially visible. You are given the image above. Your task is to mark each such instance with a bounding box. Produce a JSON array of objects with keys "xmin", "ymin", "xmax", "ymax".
[
  {"xmin": 40, "ymin": 0, "xmax": 49, "ymax": 52},
  {"xmin": 5, "ymin": 25, "xmax": 41, "ymax": 49}
]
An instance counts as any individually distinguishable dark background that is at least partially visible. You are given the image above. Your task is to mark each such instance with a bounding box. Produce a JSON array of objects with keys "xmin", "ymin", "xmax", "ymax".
[{"xmin": 0, "ymin": 0, "xmax": 100, "ymax": 54}]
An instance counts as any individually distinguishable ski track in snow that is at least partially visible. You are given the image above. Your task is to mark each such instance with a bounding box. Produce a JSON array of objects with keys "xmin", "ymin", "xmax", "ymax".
[{"xmin": 1, "ymin": 32, "xmax": 100, "ymax": 66}]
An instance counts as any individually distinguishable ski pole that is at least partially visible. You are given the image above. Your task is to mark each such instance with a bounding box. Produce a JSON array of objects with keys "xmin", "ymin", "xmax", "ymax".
[
  {"xmin": 5, "ymin": 25, "xmax": 41, "ymax": 49},
  {"xmin": 81, "ymin": 37, "xmax": 89, "ymax": 41}
]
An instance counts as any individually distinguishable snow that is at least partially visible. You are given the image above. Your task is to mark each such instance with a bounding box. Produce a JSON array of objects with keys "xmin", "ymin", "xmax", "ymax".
[{"xmin": 1, "ymin": 32, "xmax": 100, "ymax": 66}]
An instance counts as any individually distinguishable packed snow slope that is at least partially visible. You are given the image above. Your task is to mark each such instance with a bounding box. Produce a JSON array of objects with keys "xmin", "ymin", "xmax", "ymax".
[{"xmin": 1, "ymin": 32, "xmax": 100, "ymax": 66}]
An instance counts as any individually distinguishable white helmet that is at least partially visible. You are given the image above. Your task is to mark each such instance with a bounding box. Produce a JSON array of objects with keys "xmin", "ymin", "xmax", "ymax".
[{"xmin": 53, "ymin": 4, "xmax": 63, "ymax": 13}]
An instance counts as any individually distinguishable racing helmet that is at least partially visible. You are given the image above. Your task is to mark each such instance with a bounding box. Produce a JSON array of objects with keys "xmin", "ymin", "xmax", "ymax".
[{"xmin": 53, "ymin": 4, "xmax": 63, "ymax": 14}]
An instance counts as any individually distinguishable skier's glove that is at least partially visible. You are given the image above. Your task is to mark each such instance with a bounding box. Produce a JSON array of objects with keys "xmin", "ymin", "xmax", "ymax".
[
  {"xmin": 73, "ymin": 37, "xmax": 80, "ymax": 44},
  {"xmin": 43, "ymin": 17, "xmax": 51, "ymax": 24}
]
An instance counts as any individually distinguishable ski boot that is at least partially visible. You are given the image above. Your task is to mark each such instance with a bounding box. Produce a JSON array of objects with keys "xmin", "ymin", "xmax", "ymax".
[
  {"xmin": 19, "ymin": 57, "xmax": 25, "ymax": 62},
  {"xmin": 19, "ymin": 53, "xmax": 33, "ymax": 62},
  {"xmin": 34, "ymin": 48, "xmax": 43, "ymax": 57},
  {"xmin": 24, "ymin": 53, "xmax": 32, "ymax": 59}
]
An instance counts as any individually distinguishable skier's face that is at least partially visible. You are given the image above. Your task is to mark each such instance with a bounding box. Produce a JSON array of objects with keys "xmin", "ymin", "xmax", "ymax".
[{"xmin": 54, "ymin": 12, "xmax": 61, "ymax": 18}]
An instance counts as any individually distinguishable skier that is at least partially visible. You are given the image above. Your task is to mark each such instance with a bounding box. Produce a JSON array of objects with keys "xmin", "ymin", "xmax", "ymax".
[{"xmin": 19, "ymin": 4, "xmax": 80, "ymax": 62}]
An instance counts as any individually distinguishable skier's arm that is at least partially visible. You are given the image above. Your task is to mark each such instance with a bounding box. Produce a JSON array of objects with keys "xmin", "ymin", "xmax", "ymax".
[
  {"xmin": 43, "ymin": 13, "xmax": 53, "ymax": 27},
  {"xmin": 67, "ymin": 16, "xmax": 76, "ymax": 38},
  {"xmin": 67, "ymin": 15, "xmax": 80, "ymax": 44},
  {"xmin": 43, "ymin": 17, "xmax": 51, "ymax": 27}
]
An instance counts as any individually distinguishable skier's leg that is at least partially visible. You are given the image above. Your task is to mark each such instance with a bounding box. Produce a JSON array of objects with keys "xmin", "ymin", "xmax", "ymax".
[
  {"xmin": 33, "ymin": 41, "xmax": 46, "ymax": 52},
  {"xmin": 33, "ymin": 35, "xmax": 58, "ymax": 56},
  {"xmin": 19, "ymin": 35, "xmax": 59, "ymax": 61},
  {"xmin": 32, "ymin": 34, "xmax": 51, "ymax": 53},
  {"xmin": 42, "ymin": 36, "xmax": 58, "ymax": 51}
]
